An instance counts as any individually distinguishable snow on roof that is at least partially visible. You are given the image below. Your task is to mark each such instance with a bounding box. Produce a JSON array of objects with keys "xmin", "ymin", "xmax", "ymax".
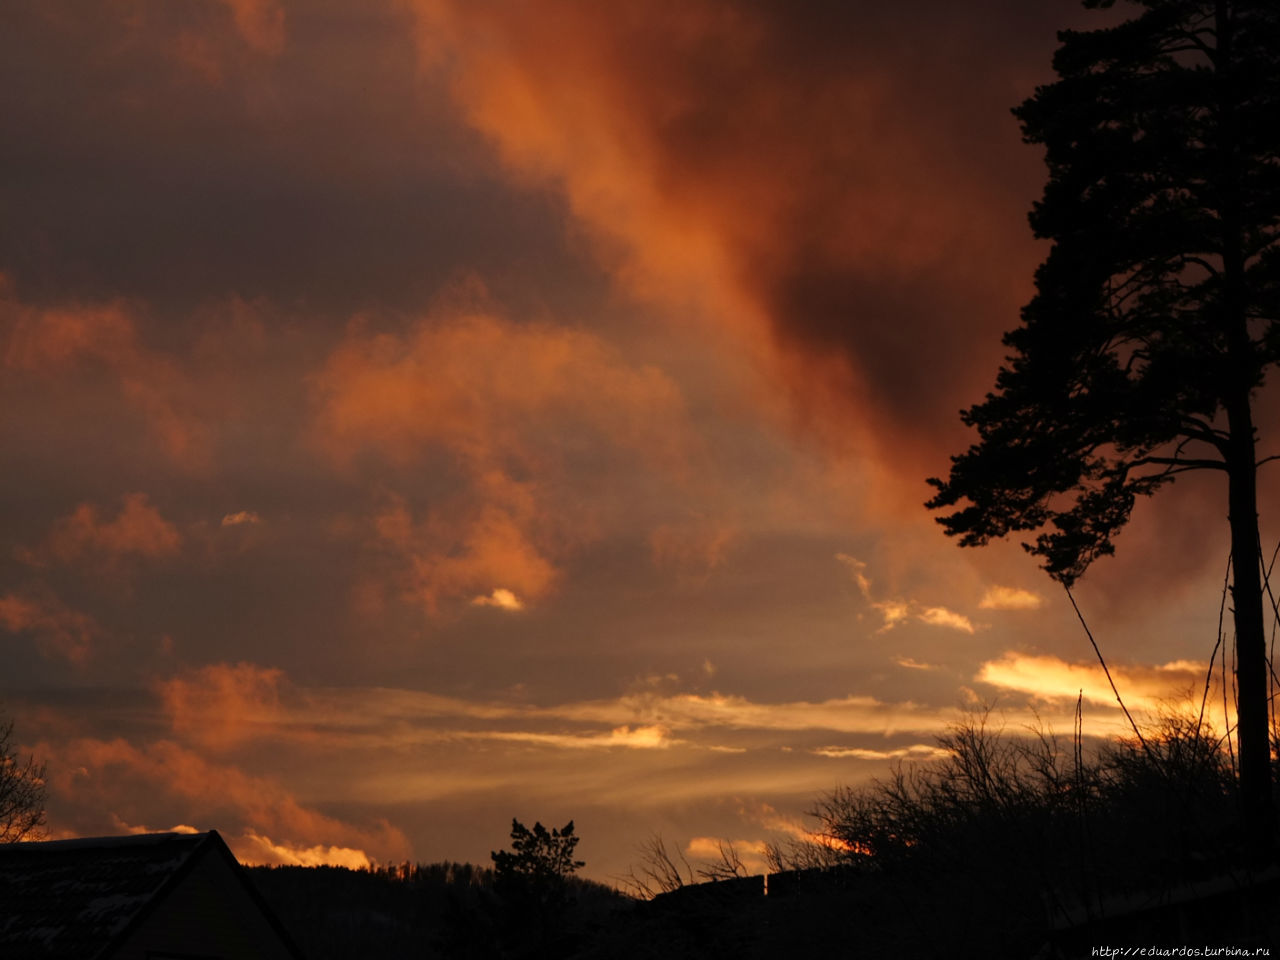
[{"xmin": 0, "ymin": 831, "xmax": 216, "ymax": 959}]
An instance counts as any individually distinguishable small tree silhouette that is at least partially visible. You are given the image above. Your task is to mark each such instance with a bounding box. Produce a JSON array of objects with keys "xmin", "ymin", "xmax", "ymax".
[
  {"xmin": 0, "ymin": 710, "xmax": 46, "ymax": 843},
  {"xmin": 491, "ymin": 818, "xmax": 584, "ymax": 891},
  {"xmin": 491, "ymin": 819, "xmax": 585, "ymax": 957}
]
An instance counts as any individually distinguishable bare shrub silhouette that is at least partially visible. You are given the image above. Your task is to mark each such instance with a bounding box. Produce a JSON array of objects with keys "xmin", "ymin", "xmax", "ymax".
[
  {"xmin": 765, "ymin": 708, "xmax": 1253, "ymax": 955},
  {"xmin": 619, "ymin": 834, "xmax": 754, "ymax": 899},
  {"xmin": 618, "ymin": 835, "xmax": 695, "ymax": 899},
  {"xmin": 0, "ymin": 710, "xmax": 46, "ymax": 843}
]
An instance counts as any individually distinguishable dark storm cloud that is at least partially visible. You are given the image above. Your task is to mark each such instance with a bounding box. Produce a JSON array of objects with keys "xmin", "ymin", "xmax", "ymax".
[
  {"xmin": 407, "ymin": 0, "xmax": 1093, "ymax": 477},
  {"xmin": 0, "ymin": 0, "xmax": 591, "ymax": 320}
]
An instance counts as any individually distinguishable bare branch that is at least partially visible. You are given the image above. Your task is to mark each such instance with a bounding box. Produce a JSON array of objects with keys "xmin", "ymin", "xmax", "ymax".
[{"xmin": 616, "ymin": 834, "xmax": 694, "ymax": 899}]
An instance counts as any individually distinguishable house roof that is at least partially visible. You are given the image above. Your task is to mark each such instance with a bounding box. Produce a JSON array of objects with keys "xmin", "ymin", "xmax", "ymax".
[{"xmin": 0, "ymin": 829, "xmax": 302, "ymax": 960}]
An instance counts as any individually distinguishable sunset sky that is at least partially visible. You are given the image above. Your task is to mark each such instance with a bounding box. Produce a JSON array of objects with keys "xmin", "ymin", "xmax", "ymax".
[{"xmin": 3, "ymin": 0, "xmax": 1274, "ymax": 882}]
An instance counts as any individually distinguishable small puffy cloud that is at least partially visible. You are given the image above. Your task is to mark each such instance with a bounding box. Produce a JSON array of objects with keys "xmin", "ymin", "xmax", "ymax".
[
  {"xmin": 548, "ymin": 691, "xmax": 958, "ymax": 739},
  {"xmin": 375, "ymin": 487, "xmax": 557, "ymax": 615},
  {"xmin": 915, "ymin": 606, "xmax": 975, "ymax": 635},
  {"xmin": 650, "ymin": 520, "xmax": 736, "ymax": 578},
  {"xmin": 685, "ymin": 836, "xmax": 769, "ymax": 860},
  {"xmin": 893, "ymin": 656, "xmax": 936, "ymax": 671},
  {"xmin": 239, "ymin": 832, "xmax": 371, "ymax": 870},
  {"xmin": 3, "ymin": 298, "xmax": 210, "ymax": 469},
  {"xmin": 684, "ymin": 835, "xmax": 770, "ymax": 874},
  {"xmin": 736, "ymin": 800, "xmax": 852, "ymax": 855},
  {"xmin": 0, "ymin": 589, "xmax": 100, "ymax": 664},
  {"xmin": 471, "ymin": 587, "xmax": 524, "ymax": 611},
  {"xmin": 978, "ymin": 586, "xmax": 1043, "ymax": 611},
  {"xmin": 839, "ymin": 556, "xmax": 974, "ymax": 634},
  {"xmin": 835, "ymin": 553, "xmax": 873, "ymax": 597},
  {"xmin": 461, "ymin": 724, "xmax": 674, "ymax": 751},
  {"xmin": 217, "ymin": 0, "xmax": 286, "ymax": 56},
  {"xmin": 872, "ymin": 600, "xmax": 911, "ymax": 631},
  {"xmin": 810, "ymin": 744, "xmax": 952, "ymax": 761},
  {"xmin": 36, "ymin": 493, "xmax": 181, "ymax": 567},
  {"xmin": 221, "ymin": 510, "xmax": 261, "ymax": 527},
  {"xmin": 111, "ymin": 816, "xmax": 201, "ymax": 836},
  {"xmin": 312, "ymin": 307, "xmax": 691, "ymax": 473},
  {"xmin": 976, "ymin": 652, "xmax": 1208, "ymax": 715},
  {"xmin": 41, "ymin": 736, "xmax": 409, "ymax": 866},
  {"xmin": 605, "ymin": 725, "xmax": 672, "ymax": 749},
  {"xmin": 157, "ymin": 662, "xmax": 285, "ymax": 752}
]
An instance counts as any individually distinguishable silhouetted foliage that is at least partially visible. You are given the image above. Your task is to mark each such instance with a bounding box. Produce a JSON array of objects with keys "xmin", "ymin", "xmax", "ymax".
[
  {"xmin": 760, "ymin": 710, "xmax": 1265, "ymax": 955},
  {"xmin": 491, "ymin": 818, "xmax": 584, "ymax": 892},
  {"xmin": 0, "ymin": 710, "xmax": 46, "ymax": 843},
  {"xmin": 491, "ymin": 818, "xmax": 587, "ymax": 958},
  {"xmin": 586, "ymin": 717, "xmax": 1275, "ymax": 957},
  {"xmin": 926, "ymin": 0, "xmax": 1280, "ymax": 831}
]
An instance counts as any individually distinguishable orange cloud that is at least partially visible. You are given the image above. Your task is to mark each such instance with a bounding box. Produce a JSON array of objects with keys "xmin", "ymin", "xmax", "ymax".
[
  {"xmin": 915, "ymin": 606, "xmax": 976, "ymax": 635},
  {"xmin": 314, "ymin": 307, "xmax": 690, "ymax": 470},
  {"xmin": 161, "ymin": 668, "xmax": 963, "ymax": 756},
  {"xmin": 111, "ymin": 817, "xmax": 201, "ymax": 836},
  {"xmin": 810, "ymin": 744, "xmax": 952, "ymax": 761},
  {"xmin": 978, "ymin": 586, "xmax": 1043, "ymax": 611},
  {"xmin": 141, "ymin": 656, "xmax": 1226, "ymax": 801},
  {"xmin": 309, "ymin": 686, "xmax": 961, "ymax": 742},
  {"xmin": 313, "ymin": 303, "xmax": 701, "ymax": 612},
  {"xmin": 35, "ymin": 493, "xmax": 181, "ymax": 567},
  {"xmin": 217, "ymin": 0, "xmax": 286, "ymax": 56},
  {"xmin": 2, "ymin": 295, "xmax": 210, "ymax": 469},
  {"xmin": 404, "ymin": 0, "xmax": 1044, "ymax": 516},
  {"xmin": 44, "ymin": 736, "xmax": 408, "ymax": 865},
  {"xmin": 158, "ymin": 661, "xmax": 285, "ymax": 752},
  {"xmin": 976, "ymin": 652, "xmax": 1213, "ymax": 719},
  {"xmin": 684, "ymin": 835, "xmax": 770, "ymax": 875},
  {"xmin": 372, "ymin": 485, "xmax": 558, "ymax": 614},
  {"xmin": 457, "ymin": 724, "xmax": 675, "ymax": 751},
  {"xmin": 470, "ymin": 588, "xmax": 524, "ymax": 611},
  {"xmin": 835, "ymin": 553, "xmax": 874, "ymax": 597},
  {"xmin": 649, "ymin": 519, "xmax": 737, "ymax": 580},
  {"xmin": 736, "ymin": 799, "xmax": 853, "ymax": 857},
  {"xmin": 138, "ymin": 0, "xmax": 286, "ymax": 84},
  {"xmin": 238, "ymin": 832, "xmax": 371, "ymax": 870},
  {"xmin": 0, "ymin": 589, "xmax": 100, "ymax": 664},
  {"xmin": 838, "ymin": 554, "xmax": 976, "ymax": 634}
]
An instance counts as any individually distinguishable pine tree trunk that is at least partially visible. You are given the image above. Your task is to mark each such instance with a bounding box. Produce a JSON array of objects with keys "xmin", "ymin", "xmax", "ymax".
[
  {"xmin": 1226, "ymin": 402, "xmax": 1273, "ymax": 848},
  {"xmin": 1217, "ymin": 0, "xmax": 1274, "ymax": 852}
]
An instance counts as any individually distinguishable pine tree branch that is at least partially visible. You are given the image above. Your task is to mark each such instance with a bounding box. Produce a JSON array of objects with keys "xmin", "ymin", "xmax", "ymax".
[{"xmin": 1128, "ymin": 454, "xmax": 1228, "ymax": 472}]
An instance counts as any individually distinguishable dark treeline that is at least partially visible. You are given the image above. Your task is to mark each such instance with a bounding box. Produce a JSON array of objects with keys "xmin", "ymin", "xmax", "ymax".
[{"xmin": 249, "ymin": 858, "xmax": 626, "ymax": 960}]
